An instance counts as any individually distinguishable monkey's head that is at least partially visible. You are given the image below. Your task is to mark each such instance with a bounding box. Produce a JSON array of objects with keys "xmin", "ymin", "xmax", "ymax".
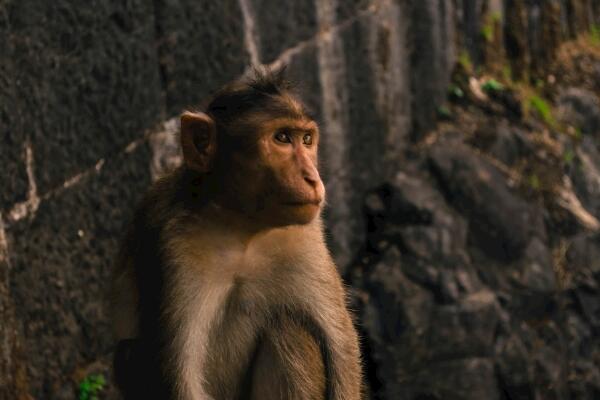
[{"xmin": 180, "ymin": 69, "xmax": 325, "ymax": 228}]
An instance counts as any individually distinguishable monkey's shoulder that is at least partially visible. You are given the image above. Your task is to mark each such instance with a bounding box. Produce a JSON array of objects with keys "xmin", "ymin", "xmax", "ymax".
[{"xmin": 165, "ymin": 224, "xmax": 334, "ymax": 277}]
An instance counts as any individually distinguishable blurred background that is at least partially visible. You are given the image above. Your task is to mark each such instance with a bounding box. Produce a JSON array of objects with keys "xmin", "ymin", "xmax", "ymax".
[{"xmin": 1, "ymin": 0, "xmax": 600, "ymax": 398}]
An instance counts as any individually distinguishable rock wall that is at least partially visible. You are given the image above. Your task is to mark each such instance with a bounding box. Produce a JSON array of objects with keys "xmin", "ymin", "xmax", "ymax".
[{"xmin": 0, "ymin": 0, "xmax": 599, "ymax": 398}]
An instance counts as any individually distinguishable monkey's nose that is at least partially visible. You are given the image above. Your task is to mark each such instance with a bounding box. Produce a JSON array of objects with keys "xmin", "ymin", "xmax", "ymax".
[{"xmin": 304, "ymin": 175, "xmax": 318, "ymax": 188}]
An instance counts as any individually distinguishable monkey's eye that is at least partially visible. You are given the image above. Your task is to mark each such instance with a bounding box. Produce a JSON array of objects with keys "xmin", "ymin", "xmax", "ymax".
[
  {"xmin": 302, "ymin": 134, "xmax": 313, "ymax": 145},
  {"xmin": 274, "ymin": 131, "xmax": 291, "ymax": 143}
]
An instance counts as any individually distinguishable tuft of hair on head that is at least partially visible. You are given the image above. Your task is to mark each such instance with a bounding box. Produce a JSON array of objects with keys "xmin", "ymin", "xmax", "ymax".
[
  {"xmin": 246, "ymin": 65, "xmax": 294, "ymax": 96},
  {"xmin": 204, "ymin": 65, "xmax": 308, "ymax": 135}
]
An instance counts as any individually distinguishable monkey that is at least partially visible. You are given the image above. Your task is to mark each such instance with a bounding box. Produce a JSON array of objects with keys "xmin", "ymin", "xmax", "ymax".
[{"xmin": 110, "ymin": 69, "xmax": 362, "ymax": 400}]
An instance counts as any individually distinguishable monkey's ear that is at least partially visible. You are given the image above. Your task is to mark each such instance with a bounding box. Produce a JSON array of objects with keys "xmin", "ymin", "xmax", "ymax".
[{"xmin": 180, "ymin": 112, "xmax": 217, "ymax": 173}]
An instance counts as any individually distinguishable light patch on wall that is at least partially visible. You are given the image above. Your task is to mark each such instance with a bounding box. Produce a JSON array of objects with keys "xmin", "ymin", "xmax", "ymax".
[
  {"xmin": 149, "ymin": 118, "xmax": 183, "ymax": 181},
  {"xmin": 8, "ymin": 142, "xmax": 40, "ymax": 223}
]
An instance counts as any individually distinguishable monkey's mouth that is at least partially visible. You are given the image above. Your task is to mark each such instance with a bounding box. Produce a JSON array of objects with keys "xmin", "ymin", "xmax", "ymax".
[{"xmin": 281, "ymin": 199, "xmax": 322, "ymax": 207}]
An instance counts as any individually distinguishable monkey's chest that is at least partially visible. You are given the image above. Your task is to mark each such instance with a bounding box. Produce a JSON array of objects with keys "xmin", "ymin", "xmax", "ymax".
[{"xmin": 199, "ymin": 266, "xmax": 319, "ymax": 398}]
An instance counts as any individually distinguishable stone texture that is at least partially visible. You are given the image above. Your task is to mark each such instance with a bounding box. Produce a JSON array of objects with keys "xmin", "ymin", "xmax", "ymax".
[
  {"xmin": 385, "ymin": 170, "xmax": 469, "ymax": 264},
  {"xmin": 495, "ymin": 332, "xmax": 535, "ymax": 399},
  {"xmin": 504, "ymin": 0, "xmax": 530, "ymax": 80},
  {"xmin": 429, "ymin": 141, "xmax": 545, "ymax": 262},
  {"xmin": 399, "ymin": 358, "xmax": 500, "ymax": 400},
  {"xmin": 557, "ymin": 87, "xmax": 600, "ymax": 138},
  {"xmin": 335, "ymin": 0, "xmax": 372, "ymax": 22},
  {"xmin": 531, "ymin": 0, "xmax": 561, "ymax": 78},
  {"xmin": 408, "ymin": 0, "xmax": 456, "ymax": 139},
  {"xmin": 284, "ymin": 44, "xmax": 323, "ymax": 123},
  {"xmin": 468, "ymin": 121, "xmax": 532, "ymax": 167},
  {"xmin": 571, "ymin": 137, "xmax": 600, "ymax": 220},
  {"xmin": 350, "ymin": 169, "xmax": 500, "ymax": 398},
  {"xmin": 0, "ymin": 219, "xmax": 22, "ymax": 400},
  {"xmin": 458, "ymin": 0, "xmax": 486, "ymax": 66},
  {"xmin": 0, "ymin": 1, "xmax": 28, "ymax": 208},
  {"xmin": 313, "ymin": 6, "xmax": 354, "ymax": 268},
  {"xmin": 250, "ymin": 0, "xmax": 317, "ymax": 64},
  {"xmin": 339, "ymin": 15, "xmax": 388, "ymax": 252},
  {"xmin": 155, "ymin": 0, "xmax": 249, "ymax": 115},
  {"xmin": 347, "ymin": 109, "xmax": 600, "ymax": 398},
  {"xmin": 8, "ymin": 0, "xmax": 162, "ymax": 194},
  {"xmin": 7, "ymin": 145, "xmax": 152, "ymax": 398},
  {"xmin": 567, "ymin": 233, "xmax": 600, "ymax": 280}
]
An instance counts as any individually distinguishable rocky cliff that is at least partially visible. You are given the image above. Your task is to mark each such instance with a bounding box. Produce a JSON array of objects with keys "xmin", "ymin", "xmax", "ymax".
[{"xmin": 1, "ymin": 0, "xmax": 599, "ymax": 398}]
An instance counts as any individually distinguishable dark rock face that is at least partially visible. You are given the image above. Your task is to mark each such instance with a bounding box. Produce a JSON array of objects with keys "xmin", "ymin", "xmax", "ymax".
[
  {"xmin": 571, "ymin": 136, "xmax": 600, "ymax": 220},
  {"xmin": 349, "ymin": 120, "xmax": 600, "ymax": 398},
  {"xmin": 7, "ymin": 145, "xmax": 151, "ymax": 398},
  {"xmin": 0, "ymin": 4, "xmax": 28, "ymax": 207},
  {"xmin": 8, "ymin": 0, "xmax": 162, "ymax": 194},
  {"xmin": 468, "ymin": 121, "xmax": 532, "ymax": 167},
  {"xmin": 408, "ymin": 0, "xmax": 455, "ymax": 139},
  {"xmin": 335, "ymin": 0, "xmax": 371, "ymax": 21},
  {"xmin": 338, "ymin": 13, "xmax": 388, "ymax": 259},
  {"xmin": 155, "ymin": 0, "xmax": 249, "ymax": 115},
  {"xmin": 558, "ymin": 87, "xmax": 600, "ymax": 138},
  {"xmin": 284, "ymin": 44, "xmax": 322, "ymax": 123},
  {"xmin": 250, "ymin": 0, "xmax": 317, "ymax": 64},
  {"xmin": 429, "ymin": 141, "xmax": 545, "ymax": 262}
]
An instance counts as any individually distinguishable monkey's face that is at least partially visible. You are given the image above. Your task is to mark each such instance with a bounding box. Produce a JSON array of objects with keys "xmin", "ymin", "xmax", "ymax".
[
  {"xmin": 225, "ymin": 117, "xmax": 325, "ymax": 228},
  {"xmin": 181, "ymin": 104, "xmax": 325, "ymax": 229}
]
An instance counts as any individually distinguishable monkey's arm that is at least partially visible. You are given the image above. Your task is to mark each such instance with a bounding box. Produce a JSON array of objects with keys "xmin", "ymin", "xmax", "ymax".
[
  {"xmin": 110, "ymin": 224, "xmax": 144, "ymax": 397},
  {"xmin": 249, "ymin": 316, "xmax": 326, "ymax": 400},
  {"xmin": 111, "ymin": 263, "xmax": 139, "ymax": 339}
]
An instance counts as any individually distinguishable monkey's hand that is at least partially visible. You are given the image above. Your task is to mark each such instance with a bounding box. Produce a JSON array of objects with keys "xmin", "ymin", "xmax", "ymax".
[{"xmin": 113, "ymin": 338, "xmax": 142, "ymax": 396}]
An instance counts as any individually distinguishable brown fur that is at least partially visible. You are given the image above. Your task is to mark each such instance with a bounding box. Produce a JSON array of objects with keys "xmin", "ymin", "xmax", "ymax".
[{"xmin": 111, "ymin": 72, "xmax": 362, "ymax": 399}]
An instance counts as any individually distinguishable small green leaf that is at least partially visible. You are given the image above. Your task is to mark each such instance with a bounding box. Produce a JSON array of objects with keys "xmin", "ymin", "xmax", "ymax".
[
  {"xmin": 502, "ymin": 65, "xmax": 512, "ymax": 82},
  {"xmin": 564, "ymin": 149, "xmax": 575, "ymax": 164},
  {"xmin": 529, "ymin": 174, "xmax": 541, "ymax": 190},
  {"xmin": 535, "ymin": 78, "xmax": 544, "ymax": 89},
  {"xmin": 448, "ymin": 84, "xmax": 464, "ymax": 98},
  {"xmin": 591, "ymin": 24, "xmax": 600, "ymax": 45},
  {"xmin": 437, "ymin": 105, "xmax": 452, "ymax": 119},
  {"xmin": 482, "ymin": 79, "xmax": 504, "ymax": 93},
  {"xmin": 528, "ymin": 95, "xmax": 555, "ymax": 126},
  {"xmin": 481, "ymin": 24, "xmax": 493, "ymax": 42},
  {"xmin": 458, "ymin": 51, "xmax": 473, "ymax": 73},
  {"xmin": 78, "ymin": 374, "xmax": 106, "ymax": 400}
]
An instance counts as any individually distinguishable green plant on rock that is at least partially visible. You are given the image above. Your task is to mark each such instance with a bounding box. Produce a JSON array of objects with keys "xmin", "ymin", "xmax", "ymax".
[
  {"xmin": 502, "ymin": 65, "xmax": 513, "ymax": 82},
  {"xmin": 591, "ymin": 24, "xmax": 600, "ymax": 45},
  {"xmin": 563, "ymin": 149, "xmax": 575, "ymax": 165},
  {"xmin": 448, "ymin": 83, "xmax": 464, "ymax": 98},
  {"xmin": 482, "ymin": 78, "xmax": 504, "ymax": 93},
  {"xmin": 528, "ymin": 95, "xmax": 556, "ymax": 127},
  {"xmin": 535, "ymin": 78, "xmax": 544, "ymax": 89},
  {"xmin": 481, "ymin": 24, "xmax": 494, "ymax": 43},
  {"xmin": 458, "ymin": 50, "xmax": 474, "ymax": 74},
  {"xmin": 481, "ymin": 11, "xmax": 502, "ymax": 43},
  {"xmin": 528, "ymin": 174, "xmax": 541, "ymax": 191},
  {"xmin": 437, "ymin": 105, "xmax": 452, "ymax": 119},
  {"xmin": 79, "ymin": 374, "xmax": 106, "ymax": 400}
]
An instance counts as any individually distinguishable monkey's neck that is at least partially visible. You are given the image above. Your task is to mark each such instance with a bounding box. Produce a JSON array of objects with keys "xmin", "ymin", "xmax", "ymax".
[
  {"xmin": 191, "ymin": 202, "xmax": 322, "ymax": 252},
  {"xmin": 202, "ymin": 202, "xmax": 266, "ymax": 242}
]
